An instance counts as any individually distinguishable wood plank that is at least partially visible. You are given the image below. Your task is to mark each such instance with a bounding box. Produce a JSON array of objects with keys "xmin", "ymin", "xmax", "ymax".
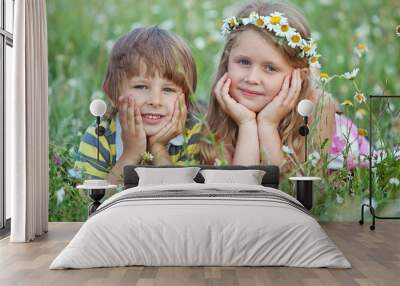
[{"xmin": 0, "ymin": 222, "xmax": 399, "ymax": 286}]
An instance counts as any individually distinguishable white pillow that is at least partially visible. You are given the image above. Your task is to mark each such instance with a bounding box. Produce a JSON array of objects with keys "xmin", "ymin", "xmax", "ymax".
[
  {"xmin": 135, "ymin": 167, "xmax": 200, "ymax": 186},
  {"xmin": 200, "ymin": 169, "xmax": 266, "ymax": 185}
]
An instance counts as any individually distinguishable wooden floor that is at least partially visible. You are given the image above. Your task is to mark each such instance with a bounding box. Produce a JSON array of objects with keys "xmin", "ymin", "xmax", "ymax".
[{"xmin": 0, "ymin": 222, "xmax": 399, "ymax": 286}]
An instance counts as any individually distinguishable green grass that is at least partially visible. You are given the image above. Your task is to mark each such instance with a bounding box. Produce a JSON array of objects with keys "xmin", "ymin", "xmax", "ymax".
[{"xmin": 47, "ymin": 0, "xmax": 400, "ymax": 221}]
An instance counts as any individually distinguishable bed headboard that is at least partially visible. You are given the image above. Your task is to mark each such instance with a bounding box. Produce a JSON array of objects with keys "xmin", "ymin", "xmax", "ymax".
[{"xmin": 123, "ymin": 165, "xmax": 280, "ymax": 189}]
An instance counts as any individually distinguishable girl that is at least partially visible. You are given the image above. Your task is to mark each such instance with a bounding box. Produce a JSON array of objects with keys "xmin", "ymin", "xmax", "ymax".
[
  {"xmin": 200, "ymin": 1, "xmax": 368, "ymax": 173},
  {"xmin": 76, "ymin": 26, "xmax": 202, "ymax": 184}
]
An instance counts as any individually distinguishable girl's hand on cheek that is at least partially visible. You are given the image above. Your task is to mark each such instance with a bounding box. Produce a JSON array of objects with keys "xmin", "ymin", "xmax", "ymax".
[
  {"xmin": 257, "ymin": 69, "xmax": 303, "ymax": 128},
  {"xmin": 118, "ymin": 95, "xmax": 147, "ymax": 162},
  {"xmin": 148, "ymin": 93, "xmax": 187, "ymax": 149},
  {"xmin": 214, "ymin": 72, "xmax": 256, "ymax": 127}
]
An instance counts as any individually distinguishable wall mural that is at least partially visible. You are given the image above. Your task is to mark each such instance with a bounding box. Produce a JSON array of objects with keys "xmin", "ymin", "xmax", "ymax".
[{"xmin": 47, "ymin": 0, "xmax": 400, "ymax": 222}]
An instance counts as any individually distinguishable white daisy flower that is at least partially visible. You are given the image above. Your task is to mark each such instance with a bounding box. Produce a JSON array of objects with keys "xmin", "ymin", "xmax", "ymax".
[
  {"xmin": 354, "ymin": 43, "xmax": 368, "ymax": 57},
  {"xmin": 319, "ymin": 72, "xmax": 331, "ymax": 83},
  {"xmin": 226, "ymin": 16, "xmax": 238, "ymax": 29},
  {"xmin": 389, "ymin": 177, "xmax": 400, "ymax": 186},
  {"xmin": 248, "ymin": 12, "xmax": 259, "ymax": 24},
  {"xmin": 309, "ymin": 54, "xmax": 321, "ymax": 68},
  {"xmin": 221, "ymin": 17, "xmax": 238, "ymax": 36},
  {"xmin": 274, "ymin": 24, "xmax": 292, "ymax": 37},
  {"xmin": 282, "ymin": 145, "xmax": 294, "ymax": 155},
  {"xmin": 267, "ymin": 13, "xmax": 287, "ymax": 31},
  {"xmin": 269, "ymin": 12, "xmax": 284, "ymax": 24},
  {"xmin": 354, "ymin": 92, "xmax": 366, "ymax": 104},
  {"xmin": 355, "ymin": 108, "xmax": 367, "ymax": 119},
  {"xmin": 301, "ymin": 39, "xmax": 317, "ymax": 57},
  {"xmin": 262, "ymin": 16, "xmax": 275, "ymax": 31},
  {"xmin": 271, "ymin": 11, "xmax": 284, "ymax": 17},
  {"xmin": 310, "ymin": 61, "xmax": 321, "ymax": 69},
  {"xmin": 308, "ymin": 151, "xmax": 321, "ymax": 167},
  {"xmin": 255, "ymin": 16, "xmax": 267, "ymax": 28},
  {"xmin": 242, "ymin": 17, "xmax": 252, "ymax": 25},
  {"xmin": 343, "ymin": 68, "xmax": 360, "ymax": 80},
  {"xmin": 286, "ymin": 30, "xmax": 303, "ymax": 48},
  {"xmin": 266, "ymin": 22, "xmax": 274, "ymax": 32},
  {"xmin": 336, "ymin": 194, "xmax": 344, "ymax": 204},
  {"xmin": 220, "ymin": 11, "xmax": 322, "ymax": 68}
]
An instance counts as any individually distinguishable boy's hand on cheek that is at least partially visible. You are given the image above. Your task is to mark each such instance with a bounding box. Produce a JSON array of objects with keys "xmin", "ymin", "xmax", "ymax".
[
  {"xmin": 257, "ymin": 69, "xmax": 302, "ymax": 128},
  {"xmin": 118, "ymin": 95, "xmax": 147, "ymax": 163},
  {"xmin": 148, "ymin": 94, "xmax": 187, "ymax": 150},
  {"xmin": 215, "ymin": 73, "xmax": 256, "ymax": 127}
]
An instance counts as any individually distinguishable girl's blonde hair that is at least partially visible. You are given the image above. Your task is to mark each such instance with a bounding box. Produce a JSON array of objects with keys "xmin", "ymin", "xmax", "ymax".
[
  {"xmin": 200, "ymin": 1, "xmax": 337, "ymax": 172},
  {"xmin": 102, "ymin": 26, "xmax": 197, "ymax": 118}
]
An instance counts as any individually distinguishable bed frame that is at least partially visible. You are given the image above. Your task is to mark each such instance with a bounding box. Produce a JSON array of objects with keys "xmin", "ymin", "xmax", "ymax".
[{"xmin": 123, "ymin": 165, "xmax": 280, "ymax": 189}]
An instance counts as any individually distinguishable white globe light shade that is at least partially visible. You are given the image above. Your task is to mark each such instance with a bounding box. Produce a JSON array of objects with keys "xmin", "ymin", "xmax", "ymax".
[
  {"xmin": 90, "ymin": 99, "xmax": 107, "ymax": 117},
  {"xmin": 297, "ymin": 99, "xmax": 314, "ymax": 117}
]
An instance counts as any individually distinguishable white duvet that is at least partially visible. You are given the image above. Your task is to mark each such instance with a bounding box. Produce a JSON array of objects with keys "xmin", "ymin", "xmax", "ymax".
[{"xmin": 50, "ymin": 183, "xmax": 351, "ymax": 269}]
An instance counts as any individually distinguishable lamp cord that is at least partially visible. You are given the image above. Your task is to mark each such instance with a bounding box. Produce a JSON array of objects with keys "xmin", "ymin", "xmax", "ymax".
[
  {"xmin": 305, "ymin": 132, "xmax": 307, "ymax": 163},
  {"xmin": 96, "ymin": 116, "xmax": 100, "ymax": 161},
  {"xmin": 304, "ymin": 116, "xmax": 308, "ymax": 163}
]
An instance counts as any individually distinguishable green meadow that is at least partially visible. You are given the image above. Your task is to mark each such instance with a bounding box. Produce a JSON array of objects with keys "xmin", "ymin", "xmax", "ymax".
[{"xmin": 47, "ymin": 0, "xmax": 400, "ymax": 221}]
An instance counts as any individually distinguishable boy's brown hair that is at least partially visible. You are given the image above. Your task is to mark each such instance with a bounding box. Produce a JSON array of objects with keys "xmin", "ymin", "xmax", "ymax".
[{"xmin": 102, "ymin": 26, "xmax": 197, "ymax": 117}]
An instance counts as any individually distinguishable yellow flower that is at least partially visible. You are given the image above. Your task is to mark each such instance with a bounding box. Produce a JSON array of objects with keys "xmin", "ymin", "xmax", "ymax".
[
  {"xmin": 274, "ymin": 24, "xmax": 290, "ymax": 37},
  {"xmin": 319, "ymin": 73, "xmax": 329, "ymax": 82},
  {"xmin": 358, "ymin": 128, "xmax": 368, "ymax": 137},
  {"xmin": 319, "ymin": 73, "xmax": 330, "ymax": 82},
  {"xmin": 291, "ymin": 34, "xmax": 301, "ymax": 43},
  {"xmin": 286, "ymin": 31, "xmax": 302, "ymax": 48},
  {"xmin": 356, "ymin": 43, "xmax": 367, "ymax": 50},
  {"xmin": 354, "ymin": 43, "xmax": 368, "ymax": 57},
  {"xmin": 301, "ymin": 39, "xmax": 317, "ymax": 58},
  {"xmin": 310, "ymin": 55, "xmax": 320, "ymax": 64},
  {"xmin": 309, "ymin": 58, "xmax": 321, "ymax": 68},
  {"xmin": 341, "ymin": 100, "xmax": 353, "ymax": 107},
  {"xmin": 355, "ymin": 108, "xmax": 367, "ymax": 119},
  {"xmin": 280, "ymin": 24, "xmax": 289, "ymax": 32},
  {"xmin": 256, "ymin": 17, "xmax": 265, "ymax": 27},
  {"xmin": 354, "ymin": 92, "xmax": 366, "ymax": 104},
  {"xmin": 228, "ymin": 17, "xmax": 237, "ymax": 29},
  {"xmin": 270, "ymin": 15, "xmax": 281, "ymax": 25}
]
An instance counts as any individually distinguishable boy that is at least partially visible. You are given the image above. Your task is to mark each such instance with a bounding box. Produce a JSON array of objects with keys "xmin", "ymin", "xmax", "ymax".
[{"xmin": 76, "ymin": 26, "xmax": 201, "ymax": 184}]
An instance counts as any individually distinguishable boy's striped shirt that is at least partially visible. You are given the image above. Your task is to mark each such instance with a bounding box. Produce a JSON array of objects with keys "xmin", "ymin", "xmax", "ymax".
[{"xmin": 75, "ymin": 114, "xmax": 202, "ymax": 179}]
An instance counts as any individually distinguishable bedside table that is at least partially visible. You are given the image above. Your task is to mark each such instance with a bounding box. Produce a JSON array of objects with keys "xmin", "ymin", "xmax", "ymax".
[
  {"xmin": 77, "ymin": 181, "xmax": 117, "ymax": 215},
  {"xmin": 289, "ymin": 177, "xmax": 321, "ymax": 210}
]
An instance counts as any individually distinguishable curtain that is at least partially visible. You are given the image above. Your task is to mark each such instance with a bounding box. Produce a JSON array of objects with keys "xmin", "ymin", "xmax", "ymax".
[{"xmin": 7, "ymin": 0, "xmax": 48, "ymax": 242}]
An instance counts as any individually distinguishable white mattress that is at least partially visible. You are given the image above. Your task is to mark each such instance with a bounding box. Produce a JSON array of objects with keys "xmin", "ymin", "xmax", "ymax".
[{"xmin": 50, "ymin": 183, "xmax": 351, "ymax": 269}]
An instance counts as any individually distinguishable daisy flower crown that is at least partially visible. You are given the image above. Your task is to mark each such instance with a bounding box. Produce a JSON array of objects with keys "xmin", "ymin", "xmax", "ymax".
[{"xmin": 221, "ymin": 11, "xmax": 321, "ymax": 68}]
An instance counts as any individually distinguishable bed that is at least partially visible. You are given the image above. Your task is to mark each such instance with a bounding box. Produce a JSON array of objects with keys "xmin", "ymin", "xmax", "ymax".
[{"xmin": 50, "ymin": 165, "xmax": 351, "ymax": 269}]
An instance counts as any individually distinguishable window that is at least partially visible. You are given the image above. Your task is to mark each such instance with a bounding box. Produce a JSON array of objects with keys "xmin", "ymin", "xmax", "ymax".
[{"xmin": 1, "ymin": 0, "xmax": 14, "ymax": 233}]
